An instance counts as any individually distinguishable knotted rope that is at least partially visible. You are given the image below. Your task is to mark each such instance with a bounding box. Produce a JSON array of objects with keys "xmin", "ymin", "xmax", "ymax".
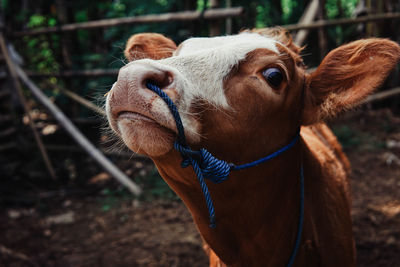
[
  {"xmin": 147, "ymin": 82, "xmax": 232, "ymax": 227},
  {"xmin": 146, "ymin": 82, "xmax": 300, "ymax": 219}
]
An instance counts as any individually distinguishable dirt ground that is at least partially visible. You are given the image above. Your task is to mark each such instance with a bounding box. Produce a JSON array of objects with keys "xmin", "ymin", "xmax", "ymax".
[{"xmin": 1, "ymin": 109, "xmax": 400, "ymax": 267}]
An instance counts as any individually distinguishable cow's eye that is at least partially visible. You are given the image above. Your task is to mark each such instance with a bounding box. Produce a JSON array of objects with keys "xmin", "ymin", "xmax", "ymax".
[{"xmin": 262, "ymin": 68, "xmax": 283, "ymax": 88}]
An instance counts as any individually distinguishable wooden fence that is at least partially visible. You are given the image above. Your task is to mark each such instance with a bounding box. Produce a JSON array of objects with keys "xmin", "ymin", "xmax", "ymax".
[
  {"xmin": 3, "ymin": 6, "xmax": 400, "ymax": 194},
  {"xmin": 8, "ymin": 11, "xmax": 400, "ymax": 79},
  {"xmin": 0, "ymin": 6, "xmax": 245, "ymax": 194},
  {"xmin": 13, "ymin": 7, "xmax": 244, "ymax": 37}
]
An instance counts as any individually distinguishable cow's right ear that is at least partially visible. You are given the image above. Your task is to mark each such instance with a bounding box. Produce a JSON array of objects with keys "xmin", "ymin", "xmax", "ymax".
[
  {"xmin": 124, "ymin": 33, "xmax": 177, "ymax": 62},
  {"xmin": 302, "ymin": 38, "xmax": 400, "ymax": 125}
]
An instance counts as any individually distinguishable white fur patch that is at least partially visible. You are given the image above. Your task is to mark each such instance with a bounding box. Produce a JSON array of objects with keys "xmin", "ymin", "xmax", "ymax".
[{"xmin": 163, "ymin": 32, "xmax": 278, "ymax": 108}]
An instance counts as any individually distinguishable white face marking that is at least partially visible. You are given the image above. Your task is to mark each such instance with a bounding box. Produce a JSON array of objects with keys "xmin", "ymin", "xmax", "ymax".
[
  {"xmin": 177, "ymin": 32, "xmax": 278, "ymax": 57},
  {"xmin": 163, "ymin": 32, "xmax": 278, "ymax": 108}
]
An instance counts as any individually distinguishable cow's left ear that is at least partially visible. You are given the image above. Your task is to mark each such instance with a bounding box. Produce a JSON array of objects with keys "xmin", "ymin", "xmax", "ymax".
[
  {"xmin": 124, "ymin": 33, "xmax": 177, "ymax": 61},
  {"xmin": 302, "ymin": 39, "xmax": 400, "ymax": 125}
]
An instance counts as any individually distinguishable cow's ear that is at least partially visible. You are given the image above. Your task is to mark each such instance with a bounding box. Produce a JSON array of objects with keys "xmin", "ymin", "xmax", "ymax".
[
  {"xmin": 124, "ymin": 33, "xmax": 177, "ymax": 61},
  {"xmin": 302, "ymin": 39, "xmax": 400, "ymax": 125}
]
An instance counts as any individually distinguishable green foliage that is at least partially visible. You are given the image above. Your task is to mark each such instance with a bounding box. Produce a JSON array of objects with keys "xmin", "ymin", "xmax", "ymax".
[
  {"xmin": 14, "ymin": 0, "xmax": 361, "ymax": 84},
  {"xmin": 136, "ymin": 168, "xmax": 179, "ymax": 201},
  {"xmin": 196, "ymin": 0, "xmax": 209, "ymax": 11},
  {"xmin": 1, "ymin": 0, "xmax": 8, "ymax": 9},
  {"xmin": 23, "ymin": 14, "xmax": 61, "ymax": 75},
  {"xmin": 281, "ymin": 0, "xmax": 298, "ymax": 23},
  {"xmin": 332, "ymin": 125, "xmax": 385, "ymax": 151},
  {"xmin": 325, "ymin": 0, "xmax": 359, "ymax": 46},
  {"xmin": 6, "ymin": 0, "xmax": 385, "ymax": 124},
  {"xmin": 100, "ymin": 187, "xmax": 132, "ymax": 212},
  {"xmin": 325, "ymin": 0, "xmax": 358, "ymax": 19},
  {"xmin": 75, "ymin": 10, "xmax": 88, "ymax": 22},
  {"xmin": 332, "ymin": 125, "xmax": 361, "ymax": 148},
  {"xmin": 255, "ymin": 4, "xmax": 272, "ymax": 28},
  {"xmin": 27, "ymin": 14, "xmax": 46, "ymax": 28}
]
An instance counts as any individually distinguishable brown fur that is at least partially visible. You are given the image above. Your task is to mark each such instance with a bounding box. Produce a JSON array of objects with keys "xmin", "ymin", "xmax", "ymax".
[
  {"xmin": 250, "ymin": 27, "xmax": 304, "ymax": 56},
  {"xmin": 124, "ymin": 32, "xmax": 177, "ymax": 61},
  {"xmin": 110, "ymin": 30, "xmax": 400, "ymax": 266},
  {"xmin": 303, "ymin": 38, "xmax": 400, "ymax": 124}
]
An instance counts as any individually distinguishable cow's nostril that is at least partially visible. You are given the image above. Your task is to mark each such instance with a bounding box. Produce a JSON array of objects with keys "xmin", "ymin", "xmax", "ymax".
[{"xmin": 145, "ymin": 71, "xmax": 173, "ymax": 90}]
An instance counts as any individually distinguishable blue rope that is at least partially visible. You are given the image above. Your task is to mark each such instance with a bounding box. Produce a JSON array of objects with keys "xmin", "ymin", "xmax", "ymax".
[
  {"xmin": 286, "ymin": 165, "xmax": 304, "ymax": 267},
  {"xmin": 145, "ymin": 82, "xmax": 304, "ymax": 264},
  {"xmin": 231, "ymin": 133, "xmax": 300, "ymax": 171},
  {"xmin": 145, "ymin": 83, "xmax": 186, "ymax": 146}
]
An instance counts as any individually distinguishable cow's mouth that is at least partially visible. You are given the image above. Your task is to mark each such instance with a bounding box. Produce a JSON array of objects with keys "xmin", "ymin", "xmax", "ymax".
[
  {"xmin": 115, "ymin": 110, "xmax": 176, "ymax": 157},
  {"xmin": 116, "ymin": 110, "xmax": 176, "ymax": 134},
  {"xmin": 117, "ymin": 111, "xmax": 156, "ymax": 124}
]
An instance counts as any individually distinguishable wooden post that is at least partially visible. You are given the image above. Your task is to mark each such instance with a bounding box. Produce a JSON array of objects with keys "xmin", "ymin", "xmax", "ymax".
[
  {"xmin": 14, "ymin": 64, "xmax": 142, "ymax": 196},
  {"xmin": 209, "ymin": 0, "xmax": 220, "ymax": 36},
  {"xmin": 13, "ymin": 7, "xmax": 244, "ymax": 37},
  {"xmin": 54, "ymin": 0, "xmax": 79, "ymax": 117},
  {"xmin": 55, "ymin": 0, "xmax": 73, "ymax": 68},
  {"xmin": 283, "ymin": 12, "xmax": 400, "ymax": 31},
  {"xmin": 45, "ymin": 82, "xmax": 106, "ymax": 116},
  {"xmin": 0, "ymin": 33, "xmax": 57, "ymax": 180},
  {"xmin": 366, "ymin": 0, "xmax": 374, "ymax": 37},
  {"xmin": 362, "ymin": 86, "xmax": 400, "ymax": 104},
  {"xmin": 184, "ymin": 0, "xmax": 197, "ymax": 36},
  {"xmin": 225, "ymin": 0, "xmax": 232, "ymax": 34},
  {"xmin": 317, "ymin": 0, "xmax": 328, "ymax": 59},
  {"xmin": 294, "ymin": 0, "xmax": 319, "ymax": 46}
]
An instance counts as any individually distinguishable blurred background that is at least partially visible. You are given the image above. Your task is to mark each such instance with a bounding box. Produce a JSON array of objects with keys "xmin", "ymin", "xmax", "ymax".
[{"xmin": 0, "ymin": 0, "xmax": 400, "ymax": 266}]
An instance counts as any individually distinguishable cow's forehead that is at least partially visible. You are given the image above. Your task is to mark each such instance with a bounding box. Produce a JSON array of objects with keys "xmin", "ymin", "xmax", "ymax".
[
  {"xmin": 177, "ymin": 32, "xmax": 279, "ymax": 57},
  {"xmin": 154, "ymin": 33, "xmax": 280, "ymax": 108}
]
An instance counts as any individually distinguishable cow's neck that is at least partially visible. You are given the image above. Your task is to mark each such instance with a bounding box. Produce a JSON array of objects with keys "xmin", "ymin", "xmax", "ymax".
[{"xmin": 153, "ymin": 139, "xmax": 303, "ymax": 266}]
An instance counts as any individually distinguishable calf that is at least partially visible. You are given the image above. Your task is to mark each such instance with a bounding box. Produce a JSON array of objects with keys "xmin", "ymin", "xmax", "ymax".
[{"xmin": 106, "ymin": 28, "xmax": 400, "ymax": 266}]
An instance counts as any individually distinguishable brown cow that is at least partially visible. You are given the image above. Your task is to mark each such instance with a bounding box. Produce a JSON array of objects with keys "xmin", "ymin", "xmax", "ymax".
[{"xmin": 106, "ymin": 28, "xmax": 400, "ymax": 266}]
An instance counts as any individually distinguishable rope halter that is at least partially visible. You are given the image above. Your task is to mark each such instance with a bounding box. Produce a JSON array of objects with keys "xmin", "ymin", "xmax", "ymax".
[{"xmin": 145, "ymin": 82, "xmax": 304, "ymax": 267}]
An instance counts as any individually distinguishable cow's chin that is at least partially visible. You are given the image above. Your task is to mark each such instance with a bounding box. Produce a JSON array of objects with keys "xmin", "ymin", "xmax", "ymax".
[{"xmin": 118, "ymin": 119, "xmax": 175, "ymax": 157}]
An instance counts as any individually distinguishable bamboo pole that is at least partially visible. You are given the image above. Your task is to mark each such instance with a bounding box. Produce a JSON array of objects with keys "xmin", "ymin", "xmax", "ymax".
[
  {"xmin": 6, "ymin": 67, "xmax": 400, "ymax": 108},
  {"xmin": 45, "ymin": 144, "xmax": 148, "ymax": 159},
  {"xmin": 294, "ymin": 0, "xmax": 319, "ymax": 46},
  {"xmin": 11, "ymin": 9, "xmax": 400, "ymax": 37},
  {"xmin": 0, "ymin": 127, "xmax": 16, "ymax": 138},
  {"xmin": 27, "ymin": 69, "xmax": 119, "ymax": 78},
  {"xmin": 0, "ymin": 69, "xmax": 118, "ymax": 79},
  {"xmin": 0, "ymin": 245, "xmax": 38, "ymax": 267},
  {"xmin": 51, "ymin": 85, "xmax": 106, "ymax": 116},
  {"xmin": 13, "ymin": 7, "xmax": 244, "ymax": 37},
  {"xmin": 59, "ymin": 88, "xmax": 106, "ymax": 116},
  {"xmin": 0, "ymin": 32, "xmax": 57, "ymax": 180},
  {"xmin": 284, "ymin": 12, "xmax": 400, "ymax": 31},
  {"xmin": 12, "ymin": 11, "xmax": 400, "ymax": 39},
  {"xmin": 0, "ymin": 142, "xmax": 17, "ymax": 152},
  {"xmin": 316, "ymin": 0, "xmax": 328, "ymax": 60},
  {"xmin": 6, "ymin": 68, "xmax": 400, "ymax": 105},
  {"xmin": 13, "ymin": 64, "xmax": 142, "ymax": 196},
  {"xmin": 209, "ymin": 0, "xmax": 221, "ymax": 36},
  {"xmin": 225, "ymin": 0, "xmax": 232, "ymax": 34},
  {"xmin": 363, "ymin": 87, "xmax": 400, "ymax": 104}
]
